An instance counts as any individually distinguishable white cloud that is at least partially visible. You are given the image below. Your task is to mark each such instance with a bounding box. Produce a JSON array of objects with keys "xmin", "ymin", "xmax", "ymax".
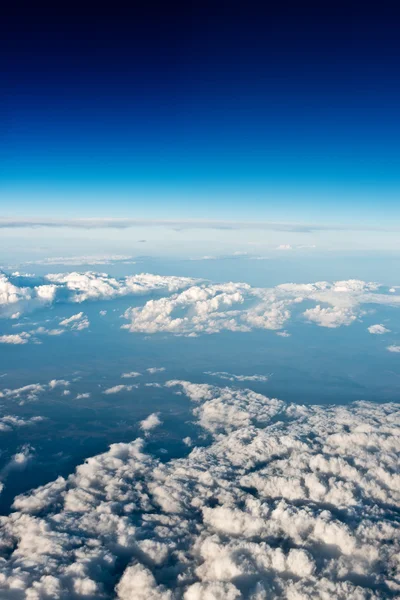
[
  {"xmin": 0, "ymin": 380, "xmax": 69, "ymax": 403},
  {"xmin": 205, "ymin": 372, "xmax": 269, "ymax": 383},
  {"xmin": 303, "ymin": 305, "xmax": 356, "ymax": 328},
  {"xmin": 0, "ymin": 272, "xmax": 196, "ymax": 318},
  {"xmin": 276, "ymin": 330, "xmax": 291, "ymax": 337},
  {"xmin": 0, "ymin": 415, "xmax": 44, "ymax": 434},
  {"xmin": 140, "ymin": 413, "xmax": 162, "ymax": 433},
  {"xmin": 25, "ymin": 254, "xmax": 136, "ymax": 266},
  {"xmin": 59, "ymin": 312, "xmax": 90, "ymax": 331},
  {"xmin": 146, "ymin": 368, "xmax": 166, "ymax": 374},
  {"xmin": 368, "ymin": 323, "xmax": 391, "ymax": 334},
  {"xmin": 276, "ymin": 244, "xmax": 292, "ymax": 250},
  {"xmin": 103, "ymin": 384, "xmax": 137, "ymax": 395},
  {"xmin": 0, "ymin": 381, "xmax": 398, "ymax": 598},
  {"xmin": 387, "ymin": 345, "xmax": 400, "ymax": 353},
  {"xmin": 76, "ymin": 393, "xmax": 91, "ymax": 400},
  {"xmin": 121, "ymin": 371, "xmax": 141, "ymax": 378},
  {"xmin": 0, "ymin": 333, "xmax": 30, "ymax": 344},
  {"xmin": 48, "ymin": 379, "xmax": 70, "ymax": 389},
  {"xmin": 122, "ymin": 277, "xmax": 400, "ymax": 336}
]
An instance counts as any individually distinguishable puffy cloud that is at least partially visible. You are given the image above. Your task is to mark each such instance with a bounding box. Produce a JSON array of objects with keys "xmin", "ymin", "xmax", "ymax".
[
  {"xmin": 1, "ymin": 445, "xmax": 34, "ymax": 482},
  {"xmin": 140, "ymin": 413, "xmax": 162, "ymax": 433},
  {"xmin": 0, "ymin": 415, "xmax": 44, "ymax": 434},
  {"xmin": 59, "ymin": 312, "xmax": 89, "ymax": 330},
  {"xmin": 76, "ymin": 393, "xmax": 91, "ymax": 400},
  {"xmin": 368, "ymin": 323, "xmax": 391, "ymax": 334},
  {"xmin": 146, "ymin": 368, "xmax": 166, "ymax": 374},
  {"xmin": 48, "ymin": 379, "xmax": 70, "ymax": 389},
  {"xmin": 0, "ymin": 333, "xmax": 30, "ymax": 344},
  {"xmin": 122, "ymin": 277, "xmax": 400, "ymax": 336},
  {"xmin": 103, "ymin": 384, "xmax": 137, "ymax": 394},
  {"xmin": 303, "ymin": 305, "xmax": 356, "ymax": 328},
  {"xmin": 0, "ymin": 379, "xmax": 69, "ymax": 403},
  {"xmin": 45, "ymin": 272, "xmax": 196, "ymax": 303},
  {"xmin": 387, "ymin": 345, "xmax": 400, "ymax": 353},
  {"xmin": 0, "ymin": 272, "xmax": 196, "ymax": 318},
  {"xmin": 0, "ymin": 381, "xmax": 398, "ymax": 598}
]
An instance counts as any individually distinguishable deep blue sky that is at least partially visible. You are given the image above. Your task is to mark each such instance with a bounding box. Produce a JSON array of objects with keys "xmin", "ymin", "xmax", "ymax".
[{"xmin": 1, "ymin": 2, "xmax": 400, "ymax": 222}]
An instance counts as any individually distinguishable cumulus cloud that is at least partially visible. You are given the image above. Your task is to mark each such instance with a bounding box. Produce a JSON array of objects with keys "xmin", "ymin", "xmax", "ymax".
[
  {"xmin": 0, "ymin": 272, "xmax": 196, "ymax": 318},
  {"xmin": 303, "ymin": 305, "xmax": 356, "ymax": 328},
  {"xmin": 0, "ymin": 445, "xmax": 35, "ymax": 483},
  {"xmin": 140, "ymin": 413, "xmax": 162, "ymax": 433},
  {"xmin": 0, "ymin": 380, "xmax": 398, "ymax": 598},
  {"xmin": 146, "ymin": 368, "xmax": 166, "ymax": 374},
  {"xmin": 59, "ymin": 312, "xmax": 90, "ymax": 331},
  {"xmin": 103, "ymin": 384, "xmax": 137, "ymax": 395},
  {"xmin": 0, "ymin": 415, "xmax": 45, "ymax": 434},
  {"xmin": 119, "ymin": 277, "xmax": 400, "ymax": 336},
  {"xmin": 0, "ymin": 333, "xmax": 30, "ymax": 344},
  {"xmin": 368, "ymin": 324, "xmax": 391, "ymax": 334},
  {"xmin": 387, "ymin": 345, "xmax": 400, "ymax": 353},
  {"xmin": 0, "ymin": 379, "xmax": 70, "ymax": 403}
]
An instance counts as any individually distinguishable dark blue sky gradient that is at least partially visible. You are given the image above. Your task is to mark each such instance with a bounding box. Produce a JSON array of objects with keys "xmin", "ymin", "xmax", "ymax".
[{"xmin": 2, "ymin": 2, "xmax": 400, "ymax": 220}]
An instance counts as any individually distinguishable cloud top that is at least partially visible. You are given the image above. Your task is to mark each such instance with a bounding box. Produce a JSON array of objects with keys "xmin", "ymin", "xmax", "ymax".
[{"xmin": 0, "ymin": 381, "xmax": 398, "ymax": 598}]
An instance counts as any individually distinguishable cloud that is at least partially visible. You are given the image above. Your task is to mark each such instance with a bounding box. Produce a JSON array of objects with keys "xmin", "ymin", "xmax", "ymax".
[
  {"xmin": 146, "ymin": 368, "xmax": 166, "ymax": 374},
  {"xmin": 0, "ymin": 445, "xmax": 35, "ymax": 483},
  {"xmin": 103, "ymin": 384, "xmax": 137, "ymax": 394},
  {"xmin": 1, "ymin": 217, "xmax": 399, "ymax": 233},
  {"xmin": 0, "ymin": 333, "xmax": 30, "ymax": 344},
  {"xmin": 76, "ymin": 393, "xmax": 91, "ymax": 399},
  {"xmin": 276, "ymin": 244, "xmax": 292, "ymax": 250},
  {"xmin": 0, "ymin": 379, "xmax": 70, "ymax": 403},
  {"xmin": 59, "ymin": 312, "xmax": 90, "ymax": 331},
  {"xmin": 48, "ymin": 379, "xmax": 70, "ymax": 389},
  {"xmin": 23, "ymin": 255, "xmax": 136, "ymax": 266},
  {"xmin": 140, "ymin": 413, "xmax": 162, "ymax": 433},
  {"xmin": 303, "ymin": 305, "xmax": 356, "ymax": 328},
  {"xmin": 0, "ymin": 415, "xmax": 45, "ymax": 434},
  {"xmin": 0, "ymin": 381, "xmax": 398, "ymax": 598},
  {"xmin": 387, "ymin": 345, "xmax": 400, "ymax": 353},
  {"xmin": 121, "ymin": 371, "xmax": 141, "ymax": 379},
  {"xmin": 205, "ymin": 372, "xmax": 269, "ymax": 383},
  {"xmin": 123, "ymin": 278, "xmax": 393, "ymax": 336},
  {"xmin": 368, "ymin": 323, "xmax": 391, "ymax": 334},
  {"xmin": 0, "ymin": 272, "xmax": 196, "ymax": 318}
]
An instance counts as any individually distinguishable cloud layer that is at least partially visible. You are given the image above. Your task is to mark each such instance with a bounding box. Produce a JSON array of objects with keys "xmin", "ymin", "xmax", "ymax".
[
  {"xmin": 123, "ymin": 278, "xmax": 400, "ymax": 335},
  {"xmin": 0, "ymin": 381, "xmax": 398, "ymax": 598},
  {"xmin": 0, "ymin": 272, "xmax": 196, "ymax": 318}
]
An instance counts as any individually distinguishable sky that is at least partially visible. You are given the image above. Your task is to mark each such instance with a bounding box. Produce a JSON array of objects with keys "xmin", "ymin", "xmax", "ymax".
[{"xmin": 2, "ymin": 2, "xmax": 400, "ymax": 226}]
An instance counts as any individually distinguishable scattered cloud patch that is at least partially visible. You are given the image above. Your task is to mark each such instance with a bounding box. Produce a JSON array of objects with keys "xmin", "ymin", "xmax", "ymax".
[
  {"xmin": 387, "ymin": 345, "xmax": 400, "ymax": 353},
  {"xmin": 140, "ymin": 412, "xmax": 162, "ymax": 433},
  {"xmin": 205, "ymin": 371, "xmax": 269, "ymax": 383},
  {"xmin": 121, "ymin": 372, "xmax": 141, "ymax": 379},
  {"xmin": 368, "ymin": 323, "xmax": 391, "ymax": 334},
  {"xmin": 103, "ymin": 384, "xmax": 137, "ymax": 395},
  {"xmin": 0, "ymin": 333, "xmax": 30, "ymax": 344}
]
